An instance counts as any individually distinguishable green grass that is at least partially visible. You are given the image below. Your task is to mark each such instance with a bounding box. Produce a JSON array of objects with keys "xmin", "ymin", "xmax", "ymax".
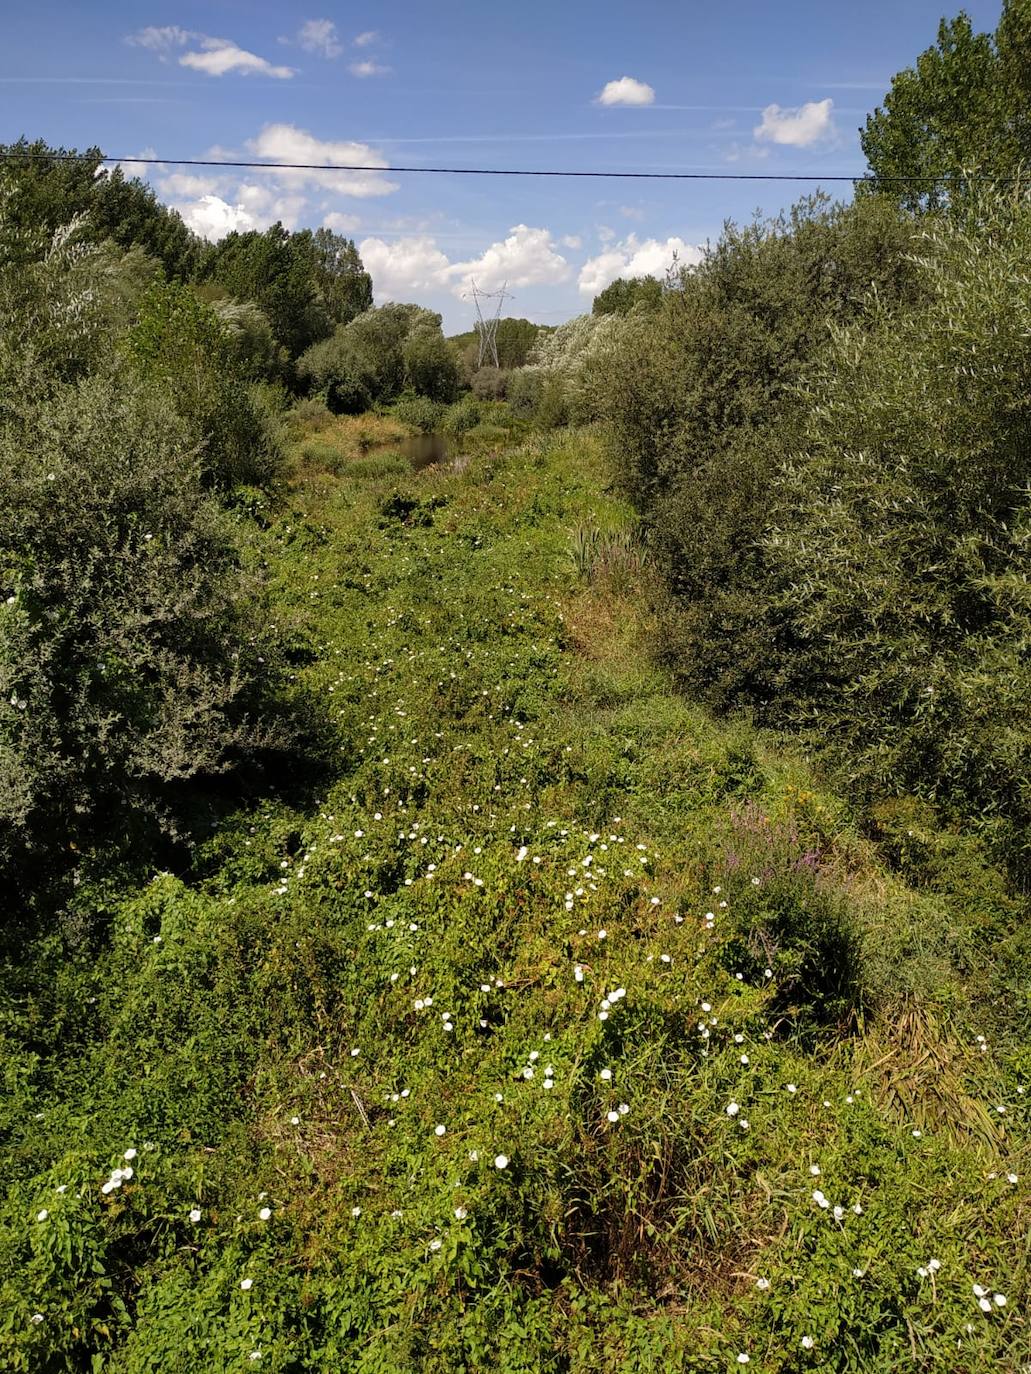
[{"xmin": 0, "ymin": 431, "xmax": 1027, "ymax": 1372}]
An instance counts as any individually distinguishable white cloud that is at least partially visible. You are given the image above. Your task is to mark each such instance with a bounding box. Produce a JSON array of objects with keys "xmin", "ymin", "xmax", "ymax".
[
  {"xmin": 353, "ymin": 30, "xmax": 379, "ymax": 47},
  {"xmin": 324, "ymin": 211, "xmax": 361, "ymax": 233},
  {"xmin": 297, "ymin": 19, "xmax": 343, "ymax": 58},
  {"xmin": 176, "ymin": 195, "xmax": 259, "ymax": 239},
  {"xmin": 561, "ymin": 234, "xmax": 583, "ymax": 250},
  {"xmin": 619, "ymin": 205, "xmax": 645, "ymax": 221},
  {"xmin": 109, "ymin": 147, "xmax": 157, "ymax": 178},
  {"xmin": 180, "ymin": 38, "xmax": 295, "ymax": 79},
  {"xmin": 158, "ymin": 171, "xmax": 221, "ymax": 198},
  {"xmin": 171, "ymin": 184, "xmax": 309, "ymax": 240},
  {"xmin": 349, "ymin": 60, "xmax": 391, "ymax": 77},
  {"xmin": 578, "ymin": 234, "xmax": 702, "ymax": 297},
  {"xmin": 247, "ymin": 124, "xmax": 399, "ymax": 196},
  {"xmin": 357, "ymin": 224, "xmax": 570, "ymax": 303},
  {"xmin": 754, "ymin": 98, "xmax": 834, "ymax": 147},
  {"xmin": 597, "ymin": 76, "xmax": 655, "ymax": 107},
  {"xmin": 126, "ymin": 26, "xmax": 194, "ymax": 51},
  {"xmin": 449, "ymin": 225, "xmax": 570, "ymax": 295},
  {"xmin": 359, "ymin": 236, "xmax": 453, "ymax": 299}
]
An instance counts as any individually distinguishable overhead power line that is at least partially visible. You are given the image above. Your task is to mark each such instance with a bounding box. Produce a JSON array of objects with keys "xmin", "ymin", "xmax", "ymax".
[{"xmin": 0, "ymin": 151, "xmax": 1017, "ymax": 183}]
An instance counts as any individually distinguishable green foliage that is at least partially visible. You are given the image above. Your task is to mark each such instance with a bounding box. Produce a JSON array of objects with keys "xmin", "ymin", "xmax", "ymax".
[
  {"xmin": 299, "ymin": 305, "xmax": 454, "ymax": 408},
  {"xmin": 449, "ymin": 318, "xmax": 547, "ymax": 375},
  {"xmin": 402, "ymin": 325, "xmax": 459, "ymax": 403},
  {"xmin": 392, "ymin": 392, "xmax": 444, "ymax": 434},
  {"xmin": 470, "ymin": 366, "xmax": 510, "ymax": 400},
  {"xmin": 124, "ymin": 281, "xmax": 285, "ymax": 489},
  {"xmin": 0, "ymin": 432, "xmax": 1025, "ymax": 1372},
  {"xmin": 201, "ymin": 225, "xmax": 371, "ymax": 361},
  {"xmin": 0, "ymin": 139, "xmax": 201, "ymax": 280},
  {"xmin": 601, "ymin": 193, "xmax": 921, "ymax": 711},
  {"xmin": 861, "ymin": 1, "xmax": 1031, "ymax": 211},
  {"xmin": 591, "ymin": 276, "xmax": 663, "ymax": 316},
  {"xmin": 763, "ymin": 191, "xmax": 1031, "ymax": 866}
]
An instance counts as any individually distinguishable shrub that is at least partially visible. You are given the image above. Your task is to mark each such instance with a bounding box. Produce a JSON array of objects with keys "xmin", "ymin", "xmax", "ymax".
[
  {"xmin": 392, "ymin": 392, "xmax": 444, "ymax": 434},
  {"xmin": 470, "ymin": 366, "xmax": 510, "ymax": 400},
  {"xmin": 762, "ymin": 190, "xmax": 1031, "ymax": 867},
  {"xmin": 440, "ymin": 397, "xmax": 482, "ymax": 437},
  {"xmin": 124, "ymin": 280, "xmax": 285, "ymax": 489},
  {"xmin": 0, "ymin": 373, "xmax": 279, "ymax": 892}
]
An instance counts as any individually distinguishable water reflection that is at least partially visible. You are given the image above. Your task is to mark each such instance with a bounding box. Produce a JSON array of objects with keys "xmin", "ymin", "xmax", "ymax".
[{"xmin": 402, "ymin": 433, "xmax": 449, "ymax": 469}]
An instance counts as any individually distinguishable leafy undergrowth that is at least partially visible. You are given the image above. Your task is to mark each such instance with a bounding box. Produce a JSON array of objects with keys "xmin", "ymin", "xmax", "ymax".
[{"xmin": 0, "ymin": 432, "xmax": 1027, "ymax": 1372}]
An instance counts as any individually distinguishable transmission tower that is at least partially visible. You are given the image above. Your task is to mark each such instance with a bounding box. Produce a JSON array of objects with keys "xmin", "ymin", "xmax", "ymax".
[{"xmin": 467, "ymin": 279, "xmax": 511, "ymax": 368}]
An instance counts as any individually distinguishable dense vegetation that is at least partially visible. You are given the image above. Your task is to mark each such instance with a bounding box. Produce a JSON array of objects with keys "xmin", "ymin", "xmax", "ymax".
[{"xmin": 2, "ymin": 4, "xmax": 1031, "ymax": 1369}]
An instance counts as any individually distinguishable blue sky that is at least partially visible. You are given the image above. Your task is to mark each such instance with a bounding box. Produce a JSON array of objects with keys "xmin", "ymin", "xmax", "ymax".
[{"xmin": 1, "ymin": 0, "xmax": 1004, "ymax": 332}]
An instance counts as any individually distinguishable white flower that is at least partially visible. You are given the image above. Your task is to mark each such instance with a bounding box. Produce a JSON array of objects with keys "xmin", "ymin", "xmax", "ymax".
[
  {"xmin": 928, "ymin": 1258, "xmax": 941, "ymax": 1272},
  {"xmin": 600, "ymin": 1068, "xmax": 612, "ymax": 1081},
  {"xmin": 123, "ymin": 1149, "xmax": 137, "ymax": 1161},
  {"xmin": 737, "ymin": 1356, "xmax": 750, "ymax": 1366},
  {"xmin": 189, "ymin": 1208, "xmax": 202, "ymax": 1223},
  {"xmin": 30, "ymin": 1313, "xmax": 43, "ymax": 1324},
  {"xmin": 434, "ymin": 1124, "xmax": 446, "ymax": 1136},
  {"xmin": 494, "ymin": 1154, "xmax": 509, "ymax": 1169},
  {"xmin": 994, "ymin": 1293, "xmax": 1007, "ymax": 1307},
  {"xmin": 726, "ymin": 1102, "xmax": 740, "ymax": 1117},
  {"xmin": 812, "ymin": 1190, "xmax": 828, "ymax": 1209},
  {"xmin": 35, "ymin": 1209, "xmax": 48, "ymax": 1222},
  {"xmin": 809, "ymin": 1165, "xmax": 820, "ymax": 1176},
  {"xmin": 973, "ymin": 1284, "xmax": 986, "ymax": 1298},
  {"xmin": 801, "ymin": 1336, "xmax": 814, "ymax": 1350},
  {"xmin": 240, "ymin": 1278, "xmax": 253, "ymax": 1291},
  {"xmin": 248, "ymin": 1354, "xmax": 262, "ymax": 1363},
  {"xmin": 429, "ymin": 1238, "xmax": 442, "ymax": 1251},
  {"xmin": 258, "ymin": 1207, "xmax": 272, "ymax": 1221},
  {"xmin": 786, "ymin": 1083, "xmax": 797, "ymax": 1094},
  {"xmin": 454, "ymin": 1206, "xmax": 468, "ymax": 1219},
  {"xmin": 606, "ymin": 1110, "xmax": 620, "ymax": 1123},
  {"xmin": 978, "ymin": 1297, "xmax": 992, "ymax": 1313},
  {"xmin": 290, "ymin": 1116, "xmax": 300, "ymax": 1126},
  {"xmin": 832, "ymin": 1205, "xmax": 844, "ymax": 1221},
  {"xmin": 756, "ymin": 1277, "xmax": 770, "ymax": 1290}
]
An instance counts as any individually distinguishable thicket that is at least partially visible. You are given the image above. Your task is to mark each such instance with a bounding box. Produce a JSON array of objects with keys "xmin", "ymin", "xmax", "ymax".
[
  {"xmin": 0, "ymin": 185, "xmax": 284, "ymax": 909},
  {"xmin": 602, "ymin": 179, "xmax": 1031, "ymax": 872}
]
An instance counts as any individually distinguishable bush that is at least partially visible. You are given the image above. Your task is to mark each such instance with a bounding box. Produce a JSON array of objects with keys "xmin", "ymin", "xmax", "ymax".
[
  {"xmin": 762, "ymin": 191, "xmax": 1031, "ymax": 867},
  {"xmin": 392, "ymin": 392, "xmax": 443, "ymax": 434},
  {"xmin": 124, "ymin": 280, "xmax": 285, "ymax": 489},
  {"xmin": 599, "ymin": 193, "xmax": 921, "ymax": 709},
  {"xmin": 440, "ymin": 397, "xmax": 482, "ymax": 437},
  {"xmin": 0, "ymin": 373, "xmax": 279, "ymax": 892},
  {"xmin": 470, "ymin": 366, "xmax": 510, "ymax": 400}
]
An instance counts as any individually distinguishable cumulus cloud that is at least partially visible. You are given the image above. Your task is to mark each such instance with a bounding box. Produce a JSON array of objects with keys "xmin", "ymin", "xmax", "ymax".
[
  {"xmin": 754, "ymin": 98, "xmax": 834, "ymax": 147},
  {"xmin": 596, "ymin": 76, "xmax": 655, "ymax": 107},
  {"xmin": 358, "ymin": 236, "xmax": 453, "ymax": 299},
  {"xmin": 297, "ymin": 19, "xmax": 343, "ymax": 58},
  {"xmin": 349, "ymin": 60, "xmax": 391, "ymax": 77},
  {"xmin": 175, "ymin": 195, "xmax": 259, "ymax": 239},
  {"xmin": 354, "ymin": 31, "xmax": 379, "ymax": 47},
  {"xmin": 450, "ymin": 225, "xmax": 570, "ymax": 295},
  {"xmin": 561, "ymin": 234, "xmax": 583, "ymax": 250},
  {"xmin": 180, "ymin": 38, "xmax": 296, "ymax": 78},
  {"xmin": 324, "ymin": 211, "xmax": 362, "ymax": 233},
  {"xmin": 171, "ymin": 183, "xmax": 309, "ymax": 240},
  {"xmin": 247, "ymin": 123, "xmax": 398, "ymax": 196},
  {"xmin": 578, "ymin": 234, "xmax": 702, "ymax": 296},
  {"xmin": 356, "ymin": 224, "xmax": 570, "ymax": 302}
]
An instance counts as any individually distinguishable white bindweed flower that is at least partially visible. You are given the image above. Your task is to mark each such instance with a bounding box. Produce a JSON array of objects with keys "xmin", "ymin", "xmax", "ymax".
[
  {"xmin": 123, "ymin": 1149, "xmax": 137, "ymax": 1161},
  {"xmin": 258, "ymin": 1207, "xmax": 272, "ymax": 1221},
  {"xmin": 454, "ymin": 1206, "xmax": 468, "ymax": 1219},
  {"xmin": 737, "ymin": 1356, "xmax": 750, "ymax": 1366},
  {"xmin": 606, "ymin": 1110, "xmax": 620, "ymax": 1124},
  {"xmin": 812, "ymin": 1190, "xmax": 828, "ymax": 1209},
  {"xmin": 726, "ymin": 1102, "xmax": 740, "ymax": 1117},
  {"xmin": 494, "ymin": 1154, "xmax": 509, "ymax": 1169},
  {"xmin": 801, "ymin": 1336, "xmax": 815, "ymax": 1350},
  {"xmin": 240, "ymin": 1278, "xmax": 253, "ymax": 1291},
  {"xmin": 434, "ymin": 1124, "xmax": 446, "ymax": 1136},
  {"xmin": 36, "ymin": 1209, "xmax": 48, "ymax": 1222},
  {"xmin": 189, "ymin": 1208, "xmax": 202, "ymax": 1223}
]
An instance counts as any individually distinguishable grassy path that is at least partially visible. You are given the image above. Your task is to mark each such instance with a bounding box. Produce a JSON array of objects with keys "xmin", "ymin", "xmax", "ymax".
[{"xmin": 1, "ymin": 430, "xmax": 1027, "ymax": 1372}]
